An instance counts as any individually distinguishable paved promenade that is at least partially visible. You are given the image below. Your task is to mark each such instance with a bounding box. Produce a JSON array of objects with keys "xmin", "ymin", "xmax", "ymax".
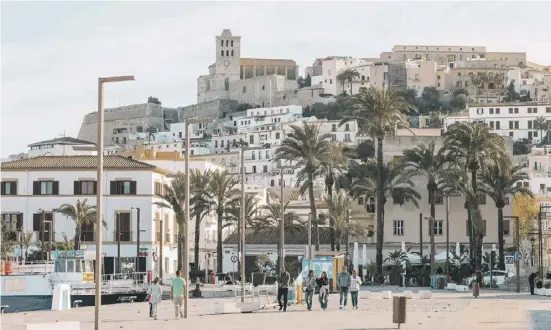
[{"xmin": 2, "ymin": 290, "xmax": 550, "ymax": 330}]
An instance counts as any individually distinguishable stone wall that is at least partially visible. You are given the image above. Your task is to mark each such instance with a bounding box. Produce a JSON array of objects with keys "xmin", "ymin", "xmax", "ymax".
[{"xmin": 177, "ymin": 99, "xmax": 239, "ymax": 121}]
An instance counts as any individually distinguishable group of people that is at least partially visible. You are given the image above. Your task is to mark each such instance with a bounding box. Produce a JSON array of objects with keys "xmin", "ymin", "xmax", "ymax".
[
  {"xmin": 277, "ymin": 265, "xmax": 362, "ymax": 312},
  {"xmin": 146, "ymin": 270, "xmax": 187, "ymax": 320}
]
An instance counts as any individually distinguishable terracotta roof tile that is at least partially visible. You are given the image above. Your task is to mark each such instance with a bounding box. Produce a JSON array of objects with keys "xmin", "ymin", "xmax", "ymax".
[{"xmin": 1, "ymin": 155, "xmax": 156, "ymax": 170}]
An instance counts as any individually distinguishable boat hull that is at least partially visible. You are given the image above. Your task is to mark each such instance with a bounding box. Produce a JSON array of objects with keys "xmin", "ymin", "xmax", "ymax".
[{"xmin": 0, "ymin": 292, "xmax": 148, "ymax": 313}]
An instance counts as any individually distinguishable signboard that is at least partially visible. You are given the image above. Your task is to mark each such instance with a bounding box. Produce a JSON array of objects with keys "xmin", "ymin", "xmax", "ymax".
[
  {"xmin": 82, "ymin": 272, "xmax": 94, "ymax": 282},
  {"xmin": 301, "ymin": 256, "xmax": 333, "ymax": 278},
  {"xmin": 514, "ymin": 251, "xmax": 522, "ymax": 261},
  {"xmin": 139, "ymin": 248, "xmax": 148, "ymax": 257},
  {"xmin": 231, "ymin": 256, "xmax": 238, "ymax": 263},
  {"xmin": 52, "ymin": 250, "xmax": 85, "ymax": 260}
]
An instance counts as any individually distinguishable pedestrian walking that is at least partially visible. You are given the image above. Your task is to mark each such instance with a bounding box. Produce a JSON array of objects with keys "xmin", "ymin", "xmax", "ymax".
[
  {"xmin": 529, "ymin": 272, "xmax": 536, "ymax": 295},
  {"xmin": 303, "ymin": 270, "xmax": 316, "ymax": 311},
  {"xmin": 349, "ymin": 270, "xmax": 362, "ymax": 310},
  {"xmin": 171, "ymin": 270, "xmax": 186, "ymax": 319},
  {"xmin": 147, "ymin": 277, "xmax": 163, "ymax": 320},
  {"xmin": 337, "ymin": 265, "xmax": 351, "ymax": 309},
  {"xmin": 277, "ymin": 268, "xmax": 290, "ymax": 311},
  {"xmin": 317, "ymin": 271, "xmax": 329, "ymax": 311}
]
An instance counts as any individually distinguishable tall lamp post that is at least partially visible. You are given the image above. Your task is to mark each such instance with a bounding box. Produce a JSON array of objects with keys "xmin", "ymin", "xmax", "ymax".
[
  {"xmin": 442, "ymin": 193, "xmax": 462, "ymax": 274},
  {"xmin": 95, "ymin": 75, "xmax": 134, "ymax": 330},
  {"xmin": 537, "ymin": 205, "xmax": 551, "ymax": 279},
  {"xmin": 184, "ymin": 116, "xmax": 215, "ymax": 318},
  {"xmin": 240, "ymin": 146, "xmax": 246, "ymax": 303}
]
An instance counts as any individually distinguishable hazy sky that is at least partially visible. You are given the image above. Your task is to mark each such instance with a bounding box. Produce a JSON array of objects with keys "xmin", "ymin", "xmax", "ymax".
[{"xmin": 2, "ymin": 1, "xmax": 550, "ymax": 157}]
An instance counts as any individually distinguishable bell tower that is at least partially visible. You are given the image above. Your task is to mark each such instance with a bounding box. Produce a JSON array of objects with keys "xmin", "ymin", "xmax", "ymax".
[{"xmin": 215, "ymin": 29, "xmax": 241, "ymax": 81}]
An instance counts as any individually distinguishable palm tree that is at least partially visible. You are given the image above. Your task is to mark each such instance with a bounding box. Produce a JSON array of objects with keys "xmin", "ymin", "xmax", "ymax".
[
  {"xmin": 444, "ymin": 122, "xmax": 508, "ymax": 274},
  {"xmin": 340, "ymin": 86, "xmax": 414, "ymax": 275},
  {"xmin": 209, "ymin": 170, "xmax": 240, "ymax": 271},
  {"xmin": 20, "ymin": 231, "xmax": 34, "ymax": 261},
  {"xmin": 493, "ymin": 73, "xmax": 506, "ymax": 103},
  {"xmin": 225, "ymin": 194, "xmax": 266, "ymax": 231},
  {"xmin": 350, "ymin": 159, "xmax": 421, "ymax": 275},
  {"xmin": 59, "ymin": 233, "xmax": 75, "ymax": 251},
  {"xmin": 478, "ymin": 164, "xmax": 532, "ymax": 270},
  {"xmin": 155, "ymin": 174, "xmax": 187, "ymax": 270},
  {"xmin": 263, "ymin": 202, "xmax": 307, "ymax": 233},
  {"xmin": 400, "ymin": 141, "xmax": 448, "ymax": 275},
  {"xmin": 323, "ymin": 191, "xmax": 366, "ymax": 251},
  {"xmin": 275, "ymin": 121, "xmax": 331, "ymax": 251},
  {"xmin": 190, "ymin": 169, "xmax": 213, "ymax": 274},
  {"xmin": 337, "ymin": 69, "xmax": 360, "ymax": 96},
  {"xmin": 55, "ymin": 199, "xmax": 101, "ymax": 250},
  {"xmin": 534, "ymin": 117, "xmax": 547, "ymax": 145}
]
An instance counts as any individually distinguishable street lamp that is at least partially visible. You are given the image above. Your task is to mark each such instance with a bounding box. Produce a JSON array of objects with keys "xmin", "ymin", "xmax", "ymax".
[
  {"xmin": 537, "ymin": 204, "xmax": 550, "ymax": 279},
  {"xmin": 184, "ymin": 116, "xmax": 215, "ymax": 318},
  {"xmin": 490, "ymin": 244, "xmax": 496, "ymax": 288},
  {"xmin": 95, "ymin": 75, "xmax": 134, "ymax": 330},
  {"xmin": 308, "ymin": 212, "xmax": 312, "ymax": 272}
]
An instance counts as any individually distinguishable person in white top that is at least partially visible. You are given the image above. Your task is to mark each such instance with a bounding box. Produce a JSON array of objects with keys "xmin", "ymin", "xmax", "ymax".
[
  {"xmin": 349, "ymin": 270, "xmax": 362, "ymax": 310},
  {"xmin": 147, "ymin": 277, "xmax": 163, "ymax": 320}
]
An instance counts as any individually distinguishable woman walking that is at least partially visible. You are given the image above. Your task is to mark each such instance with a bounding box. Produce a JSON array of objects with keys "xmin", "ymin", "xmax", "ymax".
[
  {"xmin": 148, "ymin": 277, "xmax": 163, "ymax": 320},
  {"xmin": 303, "ymin": 270, "xmax": 317, "ymax": 311},
  {"xmin": 317, "ymin": 271, "xmax": 329, "ymax": 311},
  {"xmin": 349, "ymin": 270, "xmax": 362, "ymax": 310}
]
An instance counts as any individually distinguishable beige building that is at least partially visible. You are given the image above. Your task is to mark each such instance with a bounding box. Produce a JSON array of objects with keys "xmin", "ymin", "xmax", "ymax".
[
  {"xmin": 378, "ymin": 136, "xmax": 514, "ymax": 254},
  {"xmin": 406, "ymin": 60, "xmax": 437, "ymax": 96},
  {"xmin": 445, "ymin": 67, "xmax": 509, "ymax": 103}
]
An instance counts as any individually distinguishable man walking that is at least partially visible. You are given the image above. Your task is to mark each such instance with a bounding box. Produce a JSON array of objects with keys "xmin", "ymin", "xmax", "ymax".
[
  {"xmin": 337, "ymin": 265, "xmax": 351, "ymax": 309},
  {"xmin": 277, "ymin": 268, "xmax": 290, "ymax": 311},
  {"xmin": 529, "ymin": 272, "xmax": 536, "ymax": 295},
  {"xmin": 171, "ymin": 270, "xmax": 186, "ymax": 319}
]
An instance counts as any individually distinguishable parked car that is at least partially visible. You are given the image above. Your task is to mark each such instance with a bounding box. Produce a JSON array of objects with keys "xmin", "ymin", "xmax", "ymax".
[{"xmin": 466, "ymin": 270, "xmax": 513, "ymax": 287}]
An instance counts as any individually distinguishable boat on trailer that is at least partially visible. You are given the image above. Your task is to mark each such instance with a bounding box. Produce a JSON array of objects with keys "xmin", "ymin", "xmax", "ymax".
[{"xmin": 0, "ymin": 250, "xmax": 147, "ymax": 313}]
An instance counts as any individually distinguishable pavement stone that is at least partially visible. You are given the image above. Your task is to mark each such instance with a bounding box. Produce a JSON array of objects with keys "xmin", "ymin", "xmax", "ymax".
[{"xmin": 1, "ymin": 290, "xmax": 550, "ymax": 330}]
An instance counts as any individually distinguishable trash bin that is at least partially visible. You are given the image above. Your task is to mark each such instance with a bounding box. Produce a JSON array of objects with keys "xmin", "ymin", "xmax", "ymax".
[{"xmin": 392, "ymin": 296, "xmax": 407, "ymax": 328}]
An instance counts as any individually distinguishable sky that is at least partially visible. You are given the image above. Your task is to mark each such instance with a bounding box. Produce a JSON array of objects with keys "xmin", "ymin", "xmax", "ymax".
[{"xmin": 2, "ymin": 1, "xmax": 550, "ymax": 158}]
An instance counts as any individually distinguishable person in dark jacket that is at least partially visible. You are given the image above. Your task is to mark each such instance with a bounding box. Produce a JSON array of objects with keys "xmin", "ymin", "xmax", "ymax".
[
  {"xmin": 529, "ymin": 272, "xmax": 536, "ymax": 295},
  {"xmin": 277, "ymin": 268, "xmax": 290, "ymax": 311},
  {"xmin": 317, "ymin": 271, "xmax": 330, "ymax": 310}
]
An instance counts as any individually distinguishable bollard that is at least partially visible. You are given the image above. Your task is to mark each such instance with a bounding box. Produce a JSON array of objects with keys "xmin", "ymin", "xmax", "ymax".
[{"xmin": 392, "ymin": 296, "xmax": 406, "ymax": 329}]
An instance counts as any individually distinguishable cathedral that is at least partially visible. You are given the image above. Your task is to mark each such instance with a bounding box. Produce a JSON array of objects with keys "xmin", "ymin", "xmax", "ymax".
[{"xmin": 196, "ymin": 29, "xmax": 299, "ymax": 106}]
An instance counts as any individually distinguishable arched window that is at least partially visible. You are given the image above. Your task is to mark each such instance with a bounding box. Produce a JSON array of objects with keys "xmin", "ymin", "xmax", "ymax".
[
  {"xmin": 226, "ymin": 40, "xmax": 228, "ymax": 47},
  {"xmin": 221, "ymin": 40, "xmax": 223, "ymax": 47},
  {"xmin": 226, "ymin": 50, "xmax": 229, "ymax": 56},
  {"xmin": 242, "ymin": 86, "xmax": 247, "ymax": 93},
  {"xmin": 231, "ymin": 50, "xmax": 234, "ymax": 57},
  {"xmin": 221, "ymin": 50, "xmax": 224, "ymax": 57},
  {"xmin": 206, "ymin": 80, "xmax": 211, "ymax": 92},
  {"xmin": 224, "ymin": 78, "xmax": 230, "ymax": 91},
  {"xmin": 231, "ymin": 40, "xmax": 234, "ymax": 47}
]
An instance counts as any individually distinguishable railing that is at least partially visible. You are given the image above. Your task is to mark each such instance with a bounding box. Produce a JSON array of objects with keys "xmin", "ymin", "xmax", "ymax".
[{"xmin": 7, "ymin": 260, "xmax": 54, "ymax": 274}]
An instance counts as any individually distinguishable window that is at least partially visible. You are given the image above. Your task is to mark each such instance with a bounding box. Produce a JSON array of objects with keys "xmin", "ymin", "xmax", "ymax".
[
  {"xmin": 393, "ymin": 220, "xmax": 404, "ymax": 236},
  {"xmin": 345, "ymin": 124, "xmax": 350, "ymax": 131},
  {"xmin": 33, "ymin": 181, "xmax": 59, "ymax": 195},
  {"xmin": 251, "ymin": 151, "xmax": 256, "ymax": 160},
  {"xmin": 249, "ymin": 135, "xmax": 254, "ymax": 144},
  {"xmin": 81, "ymin": 221, "xmax": 94, "ymax": 242},
  {"xmin": 74, "ymin": 181, "xmax": 96, "ymax": 195},
  {"xmin": 358, "ymin": 197, "xmax": 364, "ymax": 205},
  {"xmin": 221, "ymin": 50, "xmax": 224, "ymax": 57},
  {"xmin": 265, "ymin": 150, "xmax": 270, "ymax": 159},
  {"xmin": 495, "ymin": 121, "xmax": 500, "ymax": 129},
  {"xmin": 429, "ymin": 219, "xmax": 444, "ymax": 236},
  {"xmin": 477, "ymin": 194, "xmax": 486, "ymax": 205},
  {"xmin": 115, "ymin": 212, "xmax": 132, "ymax": 241},
  {"xmin": 221, "ymin": 40, "xmax": 224, "ymax": 47},
  {"xmin": 489, "ymin": 121, "xmax": 494, "ymax": 129},
  {"xmin": 515, "ymin": 108, "xmax": 519, "ymax": 114},
  {"xmin": 344, "ymin": 133, "xmax": 351, "ymax": 142},
  {"xmin": 495, "ymin": 108, "xmax": 500, "ymax": 114},
  {"xmin": 503, "ymin": 220, "xmax": 510, "ymax": 236},
  {"xmin": 489, "ymin": 108, "xmax": 494, "ymax": 114},
  {"xmin": 242, "ymin": 86, "xmax": 246, "ymax": 94},
  {"xmin": 164, "ymin": 214, "xmax": 170, "ymax": 243},
  {"xmin": 263, "ymin": 165, "xmax": 268, "ymax": 173},
  {"xmin": 1, "ymin": 213, "xmax": 22, "ymax": 240},
  {"xmin": 1, "ymin": 181, "xmax": 17, "ymax": 195},
  {"xmin": 154, "ymin": 182, "xmax": 163, "ymax": 196},
  {"xmin": 231, "ymin": 40, "xmax": 233, "ymax": 47},
  {"xmin": 528, "ymin": 120, "xmax": 533, "ymax": 129},
  {"xmin": 393, "ymin": 195, "xmax": 405, "ymax": 205},
  {"xmin": 546, "ymin": 107, "xmax": 551, "ymax": 113},
  {"xmin": 231, "ymin": 50, "xmax": 234, "ymax": 57},
  {"xmin": 252, "ymin": 166, "xmax": 256, "ymax": 173},
  {"xmin": 33, "ymin": 212, "xmax": 53, "ymax": 242},
  {"xmin": 110, "ymin": 181, "xmax": 137, "ymax": 195},
  {"xmin": 509, "ymin": 108, "xmax": 513, "ymax": 114},
  {"xmin": 226, "ymin": 50, "xmax": 229, "ymax": 56},
  {"xmin": 503, "ymin": 197, "xmax": 510, "ymax": 205},
  {"xmin": 270, "ymin": 179, "xmax": 275, "ymax": 187}
]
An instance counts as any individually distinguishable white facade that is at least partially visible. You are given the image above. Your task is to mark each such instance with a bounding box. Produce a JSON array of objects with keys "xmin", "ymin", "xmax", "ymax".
[
  {"xmin": 468, "ymin": 103, "xmax": 551, "ymax": 143},
  {"xmin": 28, "ymin": 137, "xmax": 97, "ymax": 158}
]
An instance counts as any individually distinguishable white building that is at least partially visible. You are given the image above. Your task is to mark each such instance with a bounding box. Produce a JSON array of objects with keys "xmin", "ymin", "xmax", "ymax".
[
  {"xmin": 467, "ymin": 103, "xmax": 551, "ymax": 143},
  {"xmin": 27, "ymin": 137, "xmax": 97, "ymax": 158},
  {"xmin": 0, "ymin": 155, "xmax": 189, "ymax": 279}
]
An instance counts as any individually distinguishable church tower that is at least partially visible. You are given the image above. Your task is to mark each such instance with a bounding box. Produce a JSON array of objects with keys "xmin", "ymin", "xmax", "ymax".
[{"xmin": 215, "ymin": 29, "xmax": 241, "ymax": 82}]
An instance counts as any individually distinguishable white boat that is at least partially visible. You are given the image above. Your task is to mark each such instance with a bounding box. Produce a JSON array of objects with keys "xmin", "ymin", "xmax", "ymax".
[{"xmin": 1, "ymin": 250, "xmax": 148, "ymax": 313}]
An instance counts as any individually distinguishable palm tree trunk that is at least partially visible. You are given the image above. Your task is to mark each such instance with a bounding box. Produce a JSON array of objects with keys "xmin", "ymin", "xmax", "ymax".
[
  {"xmin": 194, "ymin": 213, "xmax": 201, "ymax": 275},
  {"xmin": 497, "ymin": 206, "xmax": 505, "ymax": 270},
  {"xmin": 376, "ymin": 136, "xmax": 385, "ymax": 276},
  {"xmin": 336, "ymin": 232, "xmax": 341, "ymax": 251},
  {"xmin": 74, "ymin": 225, "xmax": 81, "ymax": 251},
  {"xmin": 326, "ymin": 176, "xmax": 335, "ymax": 251},
  {"xmin": 471, "ymin": 169, "xmax": 483, "ymax": 283},
  {"xmin": 350, "ymin": 79, "xmax": 353, "ymax": 96},
  {"xmin": 307, "ymin": 174, "xmax": 319, "ymax": 251},
  {"xmin": 429, "ymin": 190, "xmax": 436, "ymax": 275},
  {"xmin": 216, "ymin": 210, "xmax": 224, "ymax": 272}
]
